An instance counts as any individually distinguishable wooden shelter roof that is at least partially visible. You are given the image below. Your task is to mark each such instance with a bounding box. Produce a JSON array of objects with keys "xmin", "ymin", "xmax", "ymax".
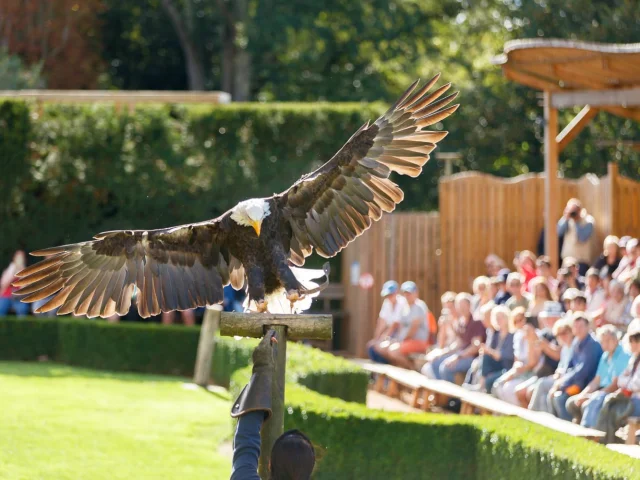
[{"xmin": 493, "ymin": 39, "xmax": 640, "ymax": 92}]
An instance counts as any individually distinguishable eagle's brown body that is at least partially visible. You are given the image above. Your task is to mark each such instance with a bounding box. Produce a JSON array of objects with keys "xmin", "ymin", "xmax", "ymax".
[{"xmin": 13, "ymin": 75, "xmax": 459, "ymax": 317}]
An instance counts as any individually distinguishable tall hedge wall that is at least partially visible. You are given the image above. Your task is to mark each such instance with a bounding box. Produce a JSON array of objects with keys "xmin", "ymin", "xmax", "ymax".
[{"xmin": 0, "ymin": 100, "xmax": 387, "ymax": 274}]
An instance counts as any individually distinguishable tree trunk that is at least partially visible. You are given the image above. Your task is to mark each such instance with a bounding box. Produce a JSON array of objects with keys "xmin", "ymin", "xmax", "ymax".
[
  {"xmin": 231, "ymin": 0, "xmax": 251, "ymax": 101},
  {"xmin": 160, "ymin": 0, "xmax": 206, "ymax": 91},
  {"xmin": 220, "ymin": 21, "xmax": 234, "ymax": 96}
]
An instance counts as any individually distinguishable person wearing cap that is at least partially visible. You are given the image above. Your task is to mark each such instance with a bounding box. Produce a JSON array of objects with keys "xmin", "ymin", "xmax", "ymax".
[
  {"xmin": 493, "ymin": 269, "xmax": 511, "ymax": 306},
  {"xmin": 593, "ymin": 235, "xmax": 621, "ymax": 274},
  {"xmin": 585, "ymin": 267, "xmax": 606, "ymax": 314},
  {"xmin": 614, "ymin": 238, "xmax": 639, "ymax": 283},
  {"xmin": 549, "ymin": 312, "xmax": 603, "ymax": 421},
  {"xmin": 557, "ymin": 198, "xmax": 595, "ymax": 277},
  {"xmin": 505, "ymin": 273, "xmax": 530, "ymax": 311},
  {"xmin": 375, "ymin": 281, "xmax": 430, "ymax": 370},
  {"xmin": 566, "ymin": 325, "xmax": 630, "ymax": 428},
  {"xmin": 533, "ymin": 302, "xmax": 564, "ymax": 379},
  {"xmin": 561, "ymin": 287, "xmax": 580, "ymax": 314},
  {"xmin": 367, "ymin": 281, "xmax": 409, "ymax": 364}
]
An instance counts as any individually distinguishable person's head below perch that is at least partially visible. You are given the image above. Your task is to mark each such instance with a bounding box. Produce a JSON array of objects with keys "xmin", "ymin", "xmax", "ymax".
[{"xmin": 230, "ymin": 330, "xmax": 315, "ymax": 480}]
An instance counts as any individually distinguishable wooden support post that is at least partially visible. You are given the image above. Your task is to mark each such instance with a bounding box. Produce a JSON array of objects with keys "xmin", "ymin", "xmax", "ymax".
[
  {"xmin": 544, "ymin": 91, "xmax": 560, "ymax": 273},
  {"xmin": 193, "ymin": 308, "xmax": 221, "ymax": 386},
  {"xmin": 220, "ymin": 312, "xmax": 332, "ymax": 480},
  {"xmin": 607, "ymin": 162, "xmax": 619, "ymax": 236},
  {"xmin": 259, "ymin": 324, "xmax": 287, "ymax": 478}
]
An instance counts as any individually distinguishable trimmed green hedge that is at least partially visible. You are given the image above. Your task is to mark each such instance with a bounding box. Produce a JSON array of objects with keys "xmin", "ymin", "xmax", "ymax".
[
  {"xmin": 0, "ymin": 316, "xmax": 367, "ymax": 404},
  {"xmin": 230, "ymin": 370, "xmax": 640, "ymax": 480}
]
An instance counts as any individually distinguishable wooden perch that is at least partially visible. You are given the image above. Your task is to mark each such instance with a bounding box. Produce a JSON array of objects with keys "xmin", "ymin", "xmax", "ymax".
[{"xmin": 219, "ymin": 312, "xmax": 333, "ymax": 340}]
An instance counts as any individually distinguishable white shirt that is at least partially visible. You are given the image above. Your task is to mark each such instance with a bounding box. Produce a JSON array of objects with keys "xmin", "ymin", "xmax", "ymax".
[
  {"xmin": 586, "ymin": 287, "xmax": 606, "ymax": 313},
  {"xmin": 379, "ymin": 296, "xmax": 408, "ymax": 326}
]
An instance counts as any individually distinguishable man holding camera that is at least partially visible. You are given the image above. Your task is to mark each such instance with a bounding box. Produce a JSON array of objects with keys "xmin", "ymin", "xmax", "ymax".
[{"xmin": 557, "ymin": 198, "xmax": 595, "ymax": 277}]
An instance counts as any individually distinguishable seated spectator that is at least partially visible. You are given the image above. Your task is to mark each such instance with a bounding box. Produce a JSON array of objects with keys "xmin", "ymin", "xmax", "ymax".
[
  {"xmin": 594, "ymin": 280, "xmax": 632, "ymax": 330},
  {"xmin": 421, "ymin": 293, "xmax": 486, "ymax": 381},
  {"xmin": 367, "ymin": 281, "xmax": 408, "ymax": 364},
  {"xmin": 471, "ymin": 276, "xmax": 492, "ymax": 314},
  {"xmin": 485, "ymin": 254, "xmax": 506, "ymax": 277},
  {"xmin": 594, "ymin": 321, "xmax": 640, "ymax": 442},
  {"xmin": 585, "ymin": 267, "xmax": 606, "ymax": 314},
  {"xmin": 527, "ymin": 276, "xmax": 553, "ymax": 318},
  {"xmin": 517, "ymin": 301, "xmax": 565, "ymax": 409},
  {"xmin": 516, "ymin": 250, "xmax": 538, "ymax": 290},
  {"xmin": 374, "ymin": 281, "xmax": 429, "ymax": 369},
  {"xmin": 463, "ymin": 302, "xmax": 495, "ymax": 388},
  {"xmin": 493, "ymin": 307, "xmax": 541, "ymax": 405},
  {"xmin": 0, "ymin": 250, "xmax": 29, "ymax": 317},
  {"xmin": 572, "ymin": 292, "xmax": 587, "ymax": 313},
  {"xmin": 563, "ymin": 257, "xmax": 586, "ymax": 290},
  {"xmin": 557, "ymin": 198, "xmax": 595, "ymax": 276},
  {"xmin": 613, "ymin": 238, "xmax": 639, "ymax": 282},
  {"xmin": 566, "ymin": 325, "xmax": 630, "ymax": 427},
  {"xmin": 475, "ymin": 305, "xmax": 514, "ymax": 393},
  {"xmin": 535, "ymin": 256, "xmax": 558, "ymax": 295},
  {"xmin": 506, "ymin": 273, "xmax": 530, "ymax": 311},
  {"xmin": 433, "ymin": 292, "xmax": 458, "ymax": 352},
  {"xmin": 561, "ymin": 288, "xmax": 581, "ymax": 314},
  {"xmin": 549, "ymin": 312, "xmax": 603, "ymax": 421},
  {"xmin": 522, "ymin": 319, "xmax": 574, "ymax": 412},
  {"xmin": 493, "ymin": 269, "xmax": 511, "ymax": 306},
  {"xmin": 593, "ymin": 235, "xmax": 621, "ymax": 274},
  {"xmin": 162, "ymin": 310, "xmax": 196, "ymax": 326},
  {"xmin": 628, "ymin": 278, "xmax": 640, "ymax": 304}
]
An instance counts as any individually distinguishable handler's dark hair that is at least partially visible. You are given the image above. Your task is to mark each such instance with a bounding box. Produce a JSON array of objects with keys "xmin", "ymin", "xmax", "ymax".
[{"xmin": 270, "ymin": 429, "xmax": 315, "ymax": 480}]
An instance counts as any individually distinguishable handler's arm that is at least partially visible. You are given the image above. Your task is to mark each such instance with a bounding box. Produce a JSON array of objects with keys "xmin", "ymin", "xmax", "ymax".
[
  {"xmin": 229, "ymin": 330, "xmax": 276, "ymax": 480},
  {"xmin": 231, "ymin": 411, "xmax": 264, "ymax": 480}
]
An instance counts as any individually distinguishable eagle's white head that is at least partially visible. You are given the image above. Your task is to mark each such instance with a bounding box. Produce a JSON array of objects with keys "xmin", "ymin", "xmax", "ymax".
[{"xmin": 230, "ymin": 198, "xmax": 271, "ymax": 236}]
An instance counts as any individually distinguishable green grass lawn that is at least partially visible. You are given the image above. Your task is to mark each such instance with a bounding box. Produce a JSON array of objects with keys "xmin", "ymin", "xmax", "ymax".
[{"xmin": 0, "ymin": 361, "xmax": 233, "ymax": 480}]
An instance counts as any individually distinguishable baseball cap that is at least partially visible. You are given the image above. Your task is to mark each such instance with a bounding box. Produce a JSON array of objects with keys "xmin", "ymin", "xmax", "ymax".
[
  {"xmin": 400, "ymin": 281, "xmax": 418, "ymax": 294},
  {"xmin": 561, "ymin": 288, "xmax": 581, "ymax": 301},
  {"xmin": 380, "ymin": 280, "xmax": 399, "ymax": 297}
]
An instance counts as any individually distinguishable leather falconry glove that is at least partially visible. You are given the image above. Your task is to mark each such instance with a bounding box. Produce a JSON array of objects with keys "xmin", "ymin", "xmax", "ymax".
[{"xmin": 231, "ymin": 329, "xmax": 277, "ymax": 419}]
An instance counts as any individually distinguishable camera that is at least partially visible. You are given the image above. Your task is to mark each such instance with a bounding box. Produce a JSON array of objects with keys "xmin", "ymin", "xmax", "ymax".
[{"xmin": 569, "ymin": 208, "xmax": 580, "ymax": 219}]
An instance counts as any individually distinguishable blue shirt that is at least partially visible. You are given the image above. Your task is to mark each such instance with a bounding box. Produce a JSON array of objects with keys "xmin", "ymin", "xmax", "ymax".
[
  {"xmin": 560, "ymin": 333, "xmax": 603, "ymax": 391},
  {"xmin": 231, "ymin": 411, "xmax": 263, "ymax": 480},
  {"xmin": 595, "ymin": 344, "xmax": 630, "ymax": 388}
]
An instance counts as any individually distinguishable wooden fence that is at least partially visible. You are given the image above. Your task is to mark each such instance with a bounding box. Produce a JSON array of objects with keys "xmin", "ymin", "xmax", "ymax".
[
  {"xmin": 341, "ymin": 213, "xmax": 440, "ymax": 357},
  {"xmin": 341, "ymin": 163, "xmax": 640, "ymax": 357}
]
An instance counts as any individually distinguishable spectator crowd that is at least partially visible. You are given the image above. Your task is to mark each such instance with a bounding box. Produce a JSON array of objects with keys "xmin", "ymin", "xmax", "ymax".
[{"xmin": 367, "ymin": 199, "xmax": 640, "ymax": 441}]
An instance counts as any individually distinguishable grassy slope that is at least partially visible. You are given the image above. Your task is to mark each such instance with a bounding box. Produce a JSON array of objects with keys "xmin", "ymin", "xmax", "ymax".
[{"xmin": 0, "ymin": 362, "xmax": 232, "ymax": 480}]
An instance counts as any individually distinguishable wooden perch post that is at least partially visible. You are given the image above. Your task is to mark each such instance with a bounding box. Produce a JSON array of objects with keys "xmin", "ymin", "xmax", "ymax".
[
  {"xmin": 193, "ymin": 308, "xmax": 221, "ymax": 386},
  {"xmin": 219, "ymin": 312, "xmax": 333, "ymax": 480}
]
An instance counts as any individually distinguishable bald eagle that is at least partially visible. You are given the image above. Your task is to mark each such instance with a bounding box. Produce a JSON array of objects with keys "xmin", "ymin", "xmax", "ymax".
[{"xmin": 13, "ymin": 75, "xmax": 458, "ymax": 317}]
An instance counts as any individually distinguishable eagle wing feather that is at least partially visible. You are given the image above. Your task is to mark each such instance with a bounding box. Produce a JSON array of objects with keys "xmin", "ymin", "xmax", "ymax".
[
  {"xmin": 279, "ymin": 74, "xmax": 459, "ymax": 261},
  {"xmin": 13, "ymin": 221, "xmax": 230, "ymax": 318}
]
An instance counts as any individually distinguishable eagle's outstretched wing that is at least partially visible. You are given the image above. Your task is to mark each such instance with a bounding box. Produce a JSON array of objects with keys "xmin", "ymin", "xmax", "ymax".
[
  {"xmin": 13, "ymin": 221, "xmax": 241, "ymax": 318},
  {"xmin": 279, "ymin": 74, "xmax": 458, "ymax": 262}
]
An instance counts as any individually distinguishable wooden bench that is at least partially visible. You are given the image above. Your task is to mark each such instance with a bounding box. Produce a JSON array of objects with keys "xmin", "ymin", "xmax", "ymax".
[
  {"xmin": 355, "ymin": 360, "xmax": 469, "ymax": 409},
  {"xmin": 627, "ymin": 417, "xmax": 640, "ymax": 445},
  {"xmin": 459, "ymin": 391, "xmax": 520, "ymax": 416},
  {"xmin": 353, "ymin": 360, "xmax": 606, "ymax": 440},
  {"xmin": 607, "ymin": 443, "xmax": 640, "ymax": 459}
]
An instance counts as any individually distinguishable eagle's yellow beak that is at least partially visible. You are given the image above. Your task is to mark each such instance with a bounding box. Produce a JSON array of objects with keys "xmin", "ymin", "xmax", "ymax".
[{"xmin": 250, "ymin": 220, "xmax": 261, "ymax": 237}]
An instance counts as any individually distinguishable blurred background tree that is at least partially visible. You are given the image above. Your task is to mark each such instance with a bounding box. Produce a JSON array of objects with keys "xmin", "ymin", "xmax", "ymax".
[{"xmin": 2, "ymin": 0, "xmax": 640, "ymax": 205}]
